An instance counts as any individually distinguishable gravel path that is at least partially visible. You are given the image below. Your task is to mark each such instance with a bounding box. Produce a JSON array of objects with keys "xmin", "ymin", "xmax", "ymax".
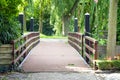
[
  {"xmin": 0, "ymin": 71, "xmax": 120, "ymax": 80},
  {"xmin": 0, "ymin": 72, "xmax": 97, "ymax": 80},
  {"xmin": 26, "ymin": 72, "xmax": 98, "ymax": 80}
]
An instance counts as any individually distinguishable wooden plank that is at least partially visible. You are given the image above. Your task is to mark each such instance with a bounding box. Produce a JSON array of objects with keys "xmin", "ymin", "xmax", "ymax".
[
  {"xmin": 0, "ymin": 45, "xmax": 12, "ymax": 51},
  {"xmin": 68, "ymin": 36, "xmax": 82, "ymax": 44},
  {"xmin": 68, "ymin": 40, "xmax": 82, "ymax": 50},
  {"xmin": 85, "ymin": 36, "xmax": 97, "ymax": 43},
  {"xmin": 0, "ymin": 60, "xmax": 12, "ymax": 65},
  {"xmin": 84, "ymin": 52, "xmax": 93, "ymax": 62},
  {"xmin": 85, "ymin": 44, "xmax": 95, "ymax": 54},
  {"xmin": 0, "ymin": 50, "xmax": 12, "ymax": 54},
  {"xmin": 0, "ymin": 54, "xmax": 12, "ymax": 59},
  {"xmin": 13, "ymin": 32, "xmax": 39, "ymax": 43}
]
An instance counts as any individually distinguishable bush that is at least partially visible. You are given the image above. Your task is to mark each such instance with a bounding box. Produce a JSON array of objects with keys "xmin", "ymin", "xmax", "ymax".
[
  {"xmin": 97, "ymin": 60, "xmax": 120, "ymax": 70},
  {"xmin": 0, "ymin": 18, "xmax": 21, "ymax": 44},
  {"xmin": 0, "ymin": 0, "xmax": 22, "ymax": 44},
  {"xmin": 112, "ymin": 60, "xmax": 120, "ymax": 70}
]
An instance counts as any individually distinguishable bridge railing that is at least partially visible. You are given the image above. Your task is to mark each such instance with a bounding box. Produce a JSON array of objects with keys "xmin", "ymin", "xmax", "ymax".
[
  {"xmin": 68, "ymin": 32, "xmax": 84, "ymax": 56},
  {"xmin": 84, "ymin": 36, "xmax": 98, "ymax": 63},
  {"xmin": 11, "ymin": 32, "xmax": 40, "ymax": 69},
  {"xmin": 68, "ymin": 32, "xmax": 98, "ymax": 68}
]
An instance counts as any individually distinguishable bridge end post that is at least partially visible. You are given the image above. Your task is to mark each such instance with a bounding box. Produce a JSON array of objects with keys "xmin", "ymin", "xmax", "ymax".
[
  {"xmin": 84, "ymin": 13, "xmax": 90, "ymax": 63},
  {"xmin": 74, "ymin": 18, "xmax": 78, "ymax": 32}
]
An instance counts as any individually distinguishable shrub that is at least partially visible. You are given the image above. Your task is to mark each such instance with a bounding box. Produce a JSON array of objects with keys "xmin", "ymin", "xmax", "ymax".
[
  {"xmin": 0, "ymin": 18, "xmax": 21, "ymax": 44},
  {"xmin": 112, "ymin": 60, "xmax": 120, "ymax": 70},
  {"xmin": 0, "ymin": 0, "xmax": 22, "ymax": 44},
  {"xmin": 97, "ymin": 60, "xmax": 120, "ymax": 70}
]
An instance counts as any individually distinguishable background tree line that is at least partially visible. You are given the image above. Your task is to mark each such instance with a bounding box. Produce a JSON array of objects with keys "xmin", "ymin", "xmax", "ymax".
[{"xmin": 0, "ymin": 0, "xmax": 120, "ymax": 46}]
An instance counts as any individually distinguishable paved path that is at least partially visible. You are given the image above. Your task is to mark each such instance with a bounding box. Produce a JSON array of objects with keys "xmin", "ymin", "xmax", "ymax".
[{"xmin": 20, "ymin": 39, "xmax": 91, "ymax": 72}]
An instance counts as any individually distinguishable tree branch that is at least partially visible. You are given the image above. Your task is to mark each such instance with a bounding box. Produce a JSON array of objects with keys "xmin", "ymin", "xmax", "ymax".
[{"xmin": 65, "ymin": 0, "xmax": 80, "ymax": 17}]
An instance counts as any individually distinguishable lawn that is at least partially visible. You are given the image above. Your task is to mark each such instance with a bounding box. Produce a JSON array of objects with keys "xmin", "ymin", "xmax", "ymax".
[{"xmin": 40, "ymin": 33, "xmax": 67, "ymax": 39}]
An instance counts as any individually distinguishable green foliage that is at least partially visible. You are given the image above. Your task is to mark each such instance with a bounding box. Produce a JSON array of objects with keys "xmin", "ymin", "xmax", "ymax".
[
  {"xmin": 51, "ymin": 0, "xmax": 79, "ymax": 35},
  {"xmin": 0, "ymin": 18, "xmax": 21, "ymax": 44},
  {"xmin": 14, "ymin": 38, "xmax": 25, "ymax": 49},
  {"xmin": 97, "ymin": 60, "xmax": 120, "ymax": 70},
  {"xmin": 98, "ymin": 39, "xmax": 107, "ymax": 45},
  {"xmin": 0, "ymin": 0, "xmax": 22, "ymax": 44},
  {"xmin": 42, "ymin": 8, "xmax": 54, "ymax": 35},
  {"xmin": 40, "ymin": 33, "xmax": 67, "ymax": 39},
  {"xmin": 117, "ymin": 0, "xmax": 120, "ymax": 45},
  {"xmin": 18, "ymin": 0, "xmax": 120, "ymax": 41},
  {"xmin": 0, "ymin": 0, "xmax": 22, "ymax": 17},
  {"xmin": 23, "ymin": 0, "xmax": 53, "ymax": 35},
  {"xmin": 72, "ymin": 0, "xmax": 109, "ymax": 45}
]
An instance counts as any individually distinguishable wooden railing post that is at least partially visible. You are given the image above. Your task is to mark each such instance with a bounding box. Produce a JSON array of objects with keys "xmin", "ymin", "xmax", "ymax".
[
  {"xmin": 24, "ymin": 36, "xmax": 27, "ymax": 58},
  {"xmin": 82, "ymin": 34, "xmax": 84, "ymax": 57},
  {"xmin": 94, "ymin": 41, "xmax": 98, "ymax": 60},
  {"xmin": 68, "ymin": 32, "xmax": 84, "ymax": 56}
]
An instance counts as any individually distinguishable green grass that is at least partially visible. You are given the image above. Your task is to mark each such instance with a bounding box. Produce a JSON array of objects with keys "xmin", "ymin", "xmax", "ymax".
[
  {"xmin": 24, "ymin": 31, "xmax": 67, "ymax": 39},
  {"xmin": 40, "ymin": 34, "xmax": 67, "ymax": 39}
]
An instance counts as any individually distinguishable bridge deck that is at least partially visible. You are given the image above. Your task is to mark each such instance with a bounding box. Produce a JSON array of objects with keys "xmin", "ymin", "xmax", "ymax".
[{"xmin": 20, "ymin": 39, "xmax": 91, "ymax": 72}]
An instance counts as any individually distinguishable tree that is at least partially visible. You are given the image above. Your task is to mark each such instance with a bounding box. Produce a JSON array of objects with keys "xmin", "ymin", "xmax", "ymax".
[
  {"xmin": 33, "ymin": 0, "xmax": 51, "ymax": 33},
  {"xmin": 107, "ymin": 0, "xmax": 118, "ymax": 59},
  {"xmin": 51, "ymin": 0, "xmax": 80, "ymax": 36},
  {"xmin": 62, "ymin": 0, "xmax": 80, "ymax": 36}
]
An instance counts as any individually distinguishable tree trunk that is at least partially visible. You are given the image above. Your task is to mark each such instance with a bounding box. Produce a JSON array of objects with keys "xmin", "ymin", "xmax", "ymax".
[
  {"xmin": 23, "ymin": 14, "xmax": 26, "ymax": 31},
  {"xmin": 62, "ymin": 16, "xmax": 70, "ymax": 36},
  {"xmin": 23, "ymin": 9, "xmax": 26, "ymax": 31},
  {"xmin": 39, "ymin": 17, "xmax": 43, "ymax": 33},
  {"xmin": 107, "ymin": 0, "xmax": 118, "ymax": 59},
  {"xmin": 62, "ymin": 0, "xmax": 80, "ymax": 36}
]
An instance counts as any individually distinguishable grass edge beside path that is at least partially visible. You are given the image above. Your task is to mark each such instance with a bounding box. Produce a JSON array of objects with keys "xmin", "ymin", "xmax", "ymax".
[{"xmin": 40, "ymin": 34, "xmax": 67, "ymax": 39}]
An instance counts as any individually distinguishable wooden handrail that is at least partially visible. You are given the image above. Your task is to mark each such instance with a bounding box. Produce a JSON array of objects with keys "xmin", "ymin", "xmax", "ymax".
[
  {"xmin": 11, "ymin": 32, "xmax": 40, "ymax": 68},
  {"xmin": 68, "ymin": 32, "xmax": 98, "ymax": 69},
  {"xmin": 14, "ymin": 39, "xmax": 39, "ymax": 64},
  {"xmin": 13, "ymin": 32, "xmax": 39, "ymax": 43},
  {"xmin": 68, "ymin": 32, "xmax": 84, "ymax": 56},
  {"xmin": 14, "ymin": 35, "xmax": 39, "ymax": 53},
  {"xmin": 85, "ymin": 44, "xmax": 95, "ymax": 54},
  {"xmin": 84, "ymin": 36, "xmax": 98, "ymax": 62},
  {"xmin": 84, "ymin": 36, "xmax": 97, "ymax": 43}
]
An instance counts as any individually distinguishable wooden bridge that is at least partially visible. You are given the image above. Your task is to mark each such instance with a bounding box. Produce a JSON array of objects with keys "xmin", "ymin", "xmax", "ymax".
[
  {"xmin": 20, "ymin": 38, "xmax": 91, "ymax": 72},
  {"xmin": 5, "ymin": 32, "xmax": 98, "ymax": 72}
]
